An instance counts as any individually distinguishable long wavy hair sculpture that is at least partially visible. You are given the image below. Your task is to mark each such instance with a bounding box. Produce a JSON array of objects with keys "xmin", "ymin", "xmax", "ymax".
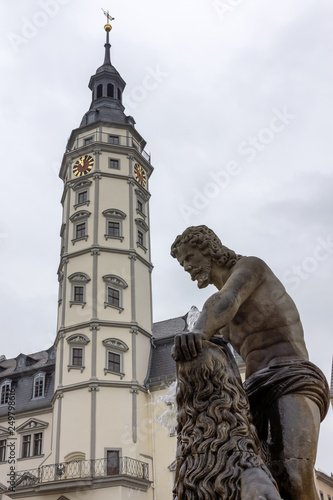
[{"xmin": 174, "ymin": 340, "xmax": 278, "ymax": 500}]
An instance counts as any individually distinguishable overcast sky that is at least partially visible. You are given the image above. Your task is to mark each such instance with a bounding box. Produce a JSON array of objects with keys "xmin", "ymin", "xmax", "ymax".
[{"xmin": 0, "ymin": 0, "xmax": 332, "ymax": 471}]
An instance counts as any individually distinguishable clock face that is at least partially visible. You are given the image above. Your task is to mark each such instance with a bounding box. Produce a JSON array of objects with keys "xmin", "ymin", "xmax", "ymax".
[
  {"xmin": 134, "ymin": 163, "xmax": 147, "ymax": 187},
  {"xmin": 73, "ymin": 155, "xmax": 94, "ymax": 177}
]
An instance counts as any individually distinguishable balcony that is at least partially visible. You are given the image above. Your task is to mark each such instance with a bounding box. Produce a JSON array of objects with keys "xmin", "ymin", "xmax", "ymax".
[
  {"xmin": 69, "ymin": 130, "xmax": 151, "ymax": 164},
  {"xmin": 11, "ymin": 457, "xmax": 149, "ymax": 493}
]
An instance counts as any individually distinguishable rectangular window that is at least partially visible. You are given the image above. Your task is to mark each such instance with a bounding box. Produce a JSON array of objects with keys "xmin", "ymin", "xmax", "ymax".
[
  {"xmin": 108, "ymin": 135, "xmax": 120, "ymax": 145},
  {"xmin": 0, "ymin": 440, "xmax": 6, "ymax": 462},
  {"xmin": 84, "ymin": 136, "xmax": 93, "ymax": 145},
  {"xmin": 137, "ymin": 230, "xmax": 144, "ymax": 246},
  {"xmin": 74, "ymin": 286, "xmax": 84, "ymax": 302},
  {"xmin": 33, "ymin": 433, "xmax": 42, "ymax": 456},
  {"xmin": 76, "ymin": 222, "xmax": 86, "ymax": 239},
  {"xmin": 108, "ymin": 287, "xmax": 120, "ymax": 307},
  {"xmin": 108, "ymin": 221, "xmax": 120, "ymax": 237},
  {"xmin": 72, "ymin": 348, "xmax": 83, "ymax": 366},
  {"xmin": 108, "ymin": 352, "xmax": 120, "ymax": 372},
  {"xmin": 77, "ymin": 191, "xmax": 88, "ymax": 204},
  {"xmin": 137, "ymin": 200, "xmax": 143, "ymax": 213},
  {"xmin": 22, "ymin": 435, "xmax": 31, "ymax": 458},
  {"xmin": 34, "ymin": 377, "xmax": 44, "ymax": 398},
  {"xmin": 109, "ymin": 159, "xmax": 119, "ymax": 169},
  {"xmin": 1, "ymin": 383, "xmax": 10, "ymax": 405},
  {"xmin": 107, "ymin": 450, "xmax": 120, "ymax": 475}
]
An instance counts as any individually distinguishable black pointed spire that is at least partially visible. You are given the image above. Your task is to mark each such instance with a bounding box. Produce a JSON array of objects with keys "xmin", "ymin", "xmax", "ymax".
[
  {"xmin": 103, "ymin": 27, "xmax": 111, "ymax": 66},
  {"xmin": 80, "ymin": 18, "xmax": 133, "ymax": 128}
]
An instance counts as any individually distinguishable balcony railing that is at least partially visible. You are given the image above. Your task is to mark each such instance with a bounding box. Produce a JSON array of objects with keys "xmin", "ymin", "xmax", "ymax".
[
  {"xmin": 69, "ymin": 130, "xmax": 151, "ymax": 164},
  {"xmin": 13, "ymin": 456, "xmax": 149, "ymax": 489}
]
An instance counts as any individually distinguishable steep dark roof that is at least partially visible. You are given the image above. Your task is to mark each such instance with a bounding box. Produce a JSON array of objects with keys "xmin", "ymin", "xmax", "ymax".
[
  {"xmin": 152, "ymin": 316, "xmax": 187, "ymax": 340},
  {"xmin": 145, "ymin": 316, "xmax": 187, "ymax": 390},
  {"xmin": 0, "ymin": 347, "xmax": 55, "ymax": 417}
]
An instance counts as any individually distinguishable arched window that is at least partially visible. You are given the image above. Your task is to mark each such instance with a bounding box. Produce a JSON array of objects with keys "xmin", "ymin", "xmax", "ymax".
[
  {"xmin": 0, "ymin": 381, "xmax": 11, "ymax": 405},
  {"xmin": 96, "ymin": 84, "xmax": 103, "ymax": 98},
  {"xmin": 33, "ymin": 373, "xmax": 45, "ymax": 399},
  {"xmin": 117, "ymin": 88, "xmax": 122, "ymax": 101},
  {"xmin": 107, "ymin": 83, "xmax": 114, "ymax": 97}
]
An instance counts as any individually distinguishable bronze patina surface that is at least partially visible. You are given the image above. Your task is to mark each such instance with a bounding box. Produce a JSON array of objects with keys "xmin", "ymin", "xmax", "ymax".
[{"xmin": 171, "ymin": 225, "xmax": 329, "ymax": 500}]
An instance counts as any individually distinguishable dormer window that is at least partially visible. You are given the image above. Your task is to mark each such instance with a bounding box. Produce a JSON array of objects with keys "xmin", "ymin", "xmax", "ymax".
[
  {"xmin": 107, "ymin": 83, "xmax": 114, "ymax": 98},
  {"xmin": 96, "ymin": 84, "xmax": 103, "ymax": 98},
  {"xmin": 0, "ymin": 381, "xmax": 11, "ymax": 405},
  {"xmin": 33, "ymin": 373, "xmax": 45, "ymax": 399}
]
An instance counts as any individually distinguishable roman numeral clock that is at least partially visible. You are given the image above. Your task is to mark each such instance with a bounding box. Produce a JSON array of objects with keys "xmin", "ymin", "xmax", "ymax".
[
  {"xmin": 134, "ymin": 162, "xmax": 147, "ymax": 187},
  {"xmin": 73, "ymin": 155, "xmax": 94, "ymax": 177}
]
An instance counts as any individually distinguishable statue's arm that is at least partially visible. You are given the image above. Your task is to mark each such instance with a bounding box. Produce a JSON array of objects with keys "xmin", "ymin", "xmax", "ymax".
[
  {"xmin": 173, "ymin": 258, "xmax": 265, "ymax": 361},
  {"xmin": 199, "ymin": 260, "xmax": 265, "ymax": 336}
]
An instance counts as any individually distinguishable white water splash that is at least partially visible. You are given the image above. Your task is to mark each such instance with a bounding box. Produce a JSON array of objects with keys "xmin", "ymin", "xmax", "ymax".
[
  {"xmin": 187, "ymin": 305, "xmax": 201, "ymax": 331},
  {"xmin": 156, "ymin": 381, "xmax": 177, "ymax": 434}
]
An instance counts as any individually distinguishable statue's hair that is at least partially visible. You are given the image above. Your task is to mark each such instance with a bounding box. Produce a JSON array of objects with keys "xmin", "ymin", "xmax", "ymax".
[
  {"xmin": 170, "ymin": 225, "xmax": 241, "ymax": 270},
  {"xmin": 174, "ymin": 342, "xmax": 277, "ymax": 500}
]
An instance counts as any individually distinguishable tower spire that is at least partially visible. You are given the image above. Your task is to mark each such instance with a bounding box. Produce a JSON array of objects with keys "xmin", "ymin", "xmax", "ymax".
[{"xmin": 101, "ymin": 8, "xmax": 115, "ymax": 66}]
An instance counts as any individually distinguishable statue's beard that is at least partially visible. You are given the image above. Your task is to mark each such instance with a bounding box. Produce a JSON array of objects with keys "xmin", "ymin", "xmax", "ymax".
[{"xmin": 194, "ymin": 261, "xmax": 211, "ymax": 289}]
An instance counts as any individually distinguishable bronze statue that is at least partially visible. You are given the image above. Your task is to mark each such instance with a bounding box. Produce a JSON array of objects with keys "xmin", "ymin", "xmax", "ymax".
[
  {"xmin": 174, "ymin": 338, "xmax": 281, "ymax": 499},
  {"xmin": 171, "ymin": 225, "xmax": 330, "ymax": 500}
]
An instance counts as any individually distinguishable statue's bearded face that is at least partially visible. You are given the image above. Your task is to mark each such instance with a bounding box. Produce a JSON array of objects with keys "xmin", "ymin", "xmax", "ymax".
[{"xmin": 176, "ymin": 243, "xmax": 212, "ymax": 289}]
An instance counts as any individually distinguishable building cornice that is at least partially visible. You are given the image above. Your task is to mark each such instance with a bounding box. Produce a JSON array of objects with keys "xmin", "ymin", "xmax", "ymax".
[
  {"xmin": 315, "ymin": 469, "xmax": 333, "ymax": 487},
  {"xmin": 58, "ymin": 247, "xmax": 153, "ymax": 275},
  {"xmin": 0, "ymin": 406, "xmax": 53, "ymax": 425},
  {"xmin": 51, "ymin": 380, "xmax": 147, "ymax": 404},
  {"xmin": 6, "ymin": 475, "xmax": 151, "ymax": 498},
  {"xmin": 55, "ymin": 320, "xmax": 151, "ymax": 347}
]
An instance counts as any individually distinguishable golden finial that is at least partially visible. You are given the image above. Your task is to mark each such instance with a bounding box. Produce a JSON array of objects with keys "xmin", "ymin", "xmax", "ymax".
[{"xmin": 102, "ymin": 8, "xmax": 114, "ymax": 31}]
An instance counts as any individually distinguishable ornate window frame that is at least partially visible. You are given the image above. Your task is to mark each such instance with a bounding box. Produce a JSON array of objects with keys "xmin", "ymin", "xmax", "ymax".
[
  {"xmin": 16, "ymin": 418, "xmax": 48, "ymax": 460},
  {"xmin": 102, "ymin": 339, "xmax": 128, "ymax": 378},
  {"xmin": 103, "ymin": 275, "xmax": 128, "ymax": 313},
  {"xmin": 68, "ymin": 272, "xmax": 91, "ymax": 308},
  {"xmin": 33, "ymin": 372, "xmax": 46, "ymax": 399},
  {"xmin": 135, "ymin": 187, "xmax": 148, "ymax": 219},
  {"xmin": 0, "ymin": 380, "xmax": 11, "ymax": 406},
  {"xmin": 70, "ymin": 210, "xmax": 91, "ymax": 244},
  {"xmin": 66, "ymin": 334, "xmax": 90, "ymax": 373},
  {"xmin": 72, "ymin": 179, "xmax": 92, "ymax": 210},
  {"xmin": 135, "ymin": 218, "xmax": 149, "ymax": 252},
  {"xmin": 102, "ymin": 209, "xmax": 126, "ymax": 242}
]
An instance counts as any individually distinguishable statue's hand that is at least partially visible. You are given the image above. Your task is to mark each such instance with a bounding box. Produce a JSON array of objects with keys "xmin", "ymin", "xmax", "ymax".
[{"xmin": 172, "ymin": 332, "xmax": 203, "ymax": 362}]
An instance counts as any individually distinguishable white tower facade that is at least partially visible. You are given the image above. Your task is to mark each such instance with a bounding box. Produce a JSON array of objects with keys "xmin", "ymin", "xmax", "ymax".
[{"xmin": 53, "ymin": 21, "xmax": 154, "ymax": 495}]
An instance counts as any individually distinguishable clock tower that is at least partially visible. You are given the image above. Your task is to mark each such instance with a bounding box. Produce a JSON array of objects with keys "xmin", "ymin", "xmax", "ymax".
[{"xmin": 53, "ymin": 19, "xmax": 154, "ymax": 491}]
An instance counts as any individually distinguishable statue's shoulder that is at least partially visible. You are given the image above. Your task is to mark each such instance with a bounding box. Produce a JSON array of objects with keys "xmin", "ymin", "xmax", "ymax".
[{"xmin": 233, "ymin": 255, "xmax": 268, "ymax": 272}]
